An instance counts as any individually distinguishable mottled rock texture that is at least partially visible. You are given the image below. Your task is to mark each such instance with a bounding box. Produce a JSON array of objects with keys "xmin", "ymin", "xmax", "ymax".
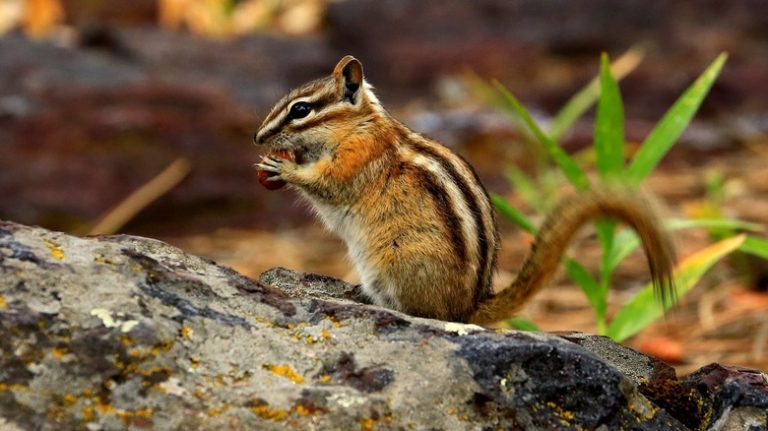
[{"xmin": 1, "ymin": 220, "xmax": 766, "ymax": 430}]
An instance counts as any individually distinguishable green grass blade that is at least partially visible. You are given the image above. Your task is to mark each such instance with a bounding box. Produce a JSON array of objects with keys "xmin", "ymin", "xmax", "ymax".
[
  {"xmin": 626, "ymin": 53, "xmax": 728, "ymax": 184},
  {"xmin": 504, "ymin": 167, "xmax": 544, "ymax": 212},
  {"xmin": 666, "ymin": 218, "xmax": 764, "ymax": 232},
  {"xmin": 566, "ymin": 258, "xmax": 606, "ymax": 333},
  {"xmin": 465, "ymin": 72, "xmax": 530, "ymax": 132},
  {"xmin": 505, "ymin": 317, "xmax": 541, "ymax": 331},
  {"xmin": 492, "ymin": 81, "xmax": 590, "ymax": 190},
  {"xmin": 740, "ymin": 236, "xmax": 768, "ymax": 260},
  {"xmin": 596, "ymin": 219, "xmax": 618, "ymax": 283},
  {"xmin": 595, "ymin": 53, "xmax": 625, "ymax": 179},
  {"xmin": 607, "ymin": 235, "xmax": 746, "ymax": 342},
  {"xmin": 491, "ymin": 193, "xmax": 537, "ymax": 234},
  {"xmin": 550, "ymin": 46, "xmax": 645, "ymax": 141},
  {"xmin": 606, "ymin": 228, "xmax": 641, "ymax": 271}
]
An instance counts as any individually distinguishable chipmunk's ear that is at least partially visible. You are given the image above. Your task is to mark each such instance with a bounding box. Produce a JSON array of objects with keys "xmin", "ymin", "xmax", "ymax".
[{"xmin": 333, "ymin": 55, "xmax": 364, "ymax": 104}]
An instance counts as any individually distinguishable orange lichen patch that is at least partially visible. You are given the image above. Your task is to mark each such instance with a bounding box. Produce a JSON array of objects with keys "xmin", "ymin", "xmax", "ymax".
[
  {"xmin": 194, "ymin": 388, "xmax": 205, "ymax": 400},
  {"xmin": 545, "ymin": 401, "xmax": 575, "ymax": 425},
  {"xmin": 119, "ymin": 335, "xmax": 135, "ymax": 346},
  {"xmin": 151, "ymin": 340, "xmax": 174, "ymax": 355},
  {"xmin": 43, "ymin": 239, "xmax": 64, "ymax": 260},
  {"xmin": 81, "ymin": 405, "xmax": 95, "ymax": 421},
  {"xmin": 131, "ymin": 366, "xmax": 171, "ymax": 384},
  {"xmin": 51, "ymin": 346, "xmax": 69, "ymax": 359},
  {"xmin": 0, "ymin": 383, "xmax": 30, "ymax": 392},
  {"xmin": 47, "ymin": 407, "xmax": 65, "ymax": 420},
  {"xmin": 62, "ymin": 393, "xmax": 78, "ymax": 406},
  {"xmin": 127, "ymin": 347, "xmax": 144, "ymax": 358},
  {"xmin": 213, "ymin": 375, "xmax": 226, "ymax": 387},
  {"xmin": 96, "ymin": 403, "xmax": 155, "ymax": 425},
  {"xmin": 321, "ymin": 328, "xmax": 331, "ymax": 340},
  {"xmin": 295, "ymin": 404, "xmax": 312, "ymax": 416},
  {"xmin": 319, "ymin": 374, "xmax": 332, "ymax": 383},
  {"xmin": 359, "ymin": 417, "xmax": 376, "ymax": 431},
  {"xmin": 263, "ymin": 364, "xmax": 305, "ymax": 384},
  {"xmin": 0, "ymin": 295, "xmax": 6, "ymax": 309},
  {"xmin": 305, "ymin": 335, "xmax": 316, "ymax": 344},
  {"xmin": 180, "ymin": 326, "xmax": 194, "ymax": 339},
  {"xmin": 250, "ymin": 404, "xmax": 288, "ymax": 421},
  {"xmin": 293, "ymin": 399, "xmax": 327, "ymax": 417},
  {"xmin": 131, "ymin": 265, "xmax": 142, "ymax": 273},
  {"xmin": 93, "ymin": 255, "xmax": 116, "ymax": 267},
  {"xmin": 252, "ymin": 317, "xmax": 276, "ymax": 328},
  {"xmin": 115, "ymin": 407, "xmax": 154, "ymax": 426},
  {"xmin": 207, "ymin": 404, "xmax": 232, "ymax": 417},
  {"xmin": 324, "ymin": 316, "xmax": 342, "ymax": 328},
  {"xmin": 128, "ymin": 407, "xmax": 154, "ymax": 418}
]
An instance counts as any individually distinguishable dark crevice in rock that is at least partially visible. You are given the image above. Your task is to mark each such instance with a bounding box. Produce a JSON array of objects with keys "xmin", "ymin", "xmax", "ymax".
[
  {"xmin": 123, "ymin": 249, "xmax": 253, "ymax": 330},
  {"xmin": 306, "ymin": 299, "xmax": 411, "ymax": 334},
  {"xmin": 317, "ymin": 352, "xmax": 394, "ymax": 393},
  {"xmin": 233, "ymin": 280, "xmax": 297, "ymax": 318}
]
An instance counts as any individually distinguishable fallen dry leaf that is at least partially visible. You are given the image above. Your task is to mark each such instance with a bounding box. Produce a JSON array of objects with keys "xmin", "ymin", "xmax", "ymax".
[{"xmin": 638, "ymin": 336, "xmax": 685, "ymax": 364}]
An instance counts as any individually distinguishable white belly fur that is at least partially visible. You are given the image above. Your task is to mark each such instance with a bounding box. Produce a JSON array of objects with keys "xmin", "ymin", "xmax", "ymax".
[{"xmin": 302, "ymin": 195, "xmax": 399, "ymax": 309}]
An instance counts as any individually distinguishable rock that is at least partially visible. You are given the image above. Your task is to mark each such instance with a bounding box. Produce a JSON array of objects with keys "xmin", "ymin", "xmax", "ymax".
[
  {"xmin": 1, "ymin": 220, "xmax": 767, "ymax": 430},
  {"xmin": 681, "ymin": 364, "xmax": 768, "ymax": 430}
]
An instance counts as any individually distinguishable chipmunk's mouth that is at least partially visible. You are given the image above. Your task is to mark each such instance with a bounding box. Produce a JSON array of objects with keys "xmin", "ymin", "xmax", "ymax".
[
  {"xmin": 291, "ymin": 148, "xmax": 307, "ymax": 164},
  {"xmin": 264, "ymin": 133, "xmax": 314, "ymax": 165},
  {"xmin": 267, "ymin": 144, "xmax": 308, "ymax": 165}
]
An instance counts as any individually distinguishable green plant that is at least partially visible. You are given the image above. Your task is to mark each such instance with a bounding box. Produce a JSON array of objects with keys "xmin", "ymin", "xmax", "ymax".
[{"xmin": 489, "ymin": 52, "xmax": 768, "ymax": 341}]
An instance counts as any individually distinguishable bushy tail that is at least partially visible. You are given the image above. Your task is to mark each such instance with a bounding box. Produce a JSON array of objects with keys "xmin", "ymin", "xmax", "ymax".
[{"xmin": 469, "ymin": 187, "xmax": 676, "ymax": 326}]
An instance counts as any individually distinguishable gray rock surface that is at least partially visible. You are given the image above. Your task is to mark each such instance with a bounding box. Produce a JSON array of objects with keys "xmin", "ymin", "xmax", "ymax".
[{"xmin": 1, "ymin": 220, "xmax": 766, "ymax": 430}]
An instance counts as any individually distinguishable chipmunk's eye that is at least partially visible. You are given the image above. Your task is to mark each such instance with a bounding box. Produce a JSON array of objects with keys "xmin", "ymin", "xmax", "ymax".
[{"xmin": 288, "ymin": 102, "xmax": 312, "ymax": 120}]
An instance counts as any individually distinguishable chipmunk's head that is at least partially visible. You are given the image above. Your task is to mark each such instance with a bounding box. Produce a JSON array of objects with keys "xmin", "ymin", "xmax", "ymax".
[{"xmin": 254, "ymin": 55, "xmax": 382, "ymax": 163}]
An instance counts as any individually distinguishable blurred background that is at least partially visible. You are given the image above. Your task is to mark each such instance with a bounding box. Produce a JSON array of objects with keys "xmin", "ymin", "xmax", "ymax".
[{"xmin": 2, "ymin": 0, "xmax": 767, "ymax": 374}]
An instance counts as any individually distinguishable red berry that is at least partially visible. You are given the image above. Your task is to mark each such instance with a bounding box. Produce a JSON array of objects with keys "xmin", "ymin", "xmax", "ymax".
[{"xmin": 257, "ymin": 150, "xmax": 294, "ymax": 190}]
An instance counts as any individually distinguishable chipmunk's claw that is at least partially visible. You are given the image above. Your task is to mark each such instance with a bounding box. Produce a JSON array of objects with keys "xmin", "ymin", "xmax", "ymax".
[{"xmin": 256, "ymin": 155, "xmax": 284, "ymax": 173}]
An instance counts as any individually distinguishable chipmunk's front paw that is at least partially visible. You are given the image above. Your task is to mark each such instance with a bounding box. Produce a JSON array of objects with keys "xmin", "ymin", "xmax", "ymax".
[{"xmin": 256, "ymin": 155, "xmax": 299, "ymax": 183}]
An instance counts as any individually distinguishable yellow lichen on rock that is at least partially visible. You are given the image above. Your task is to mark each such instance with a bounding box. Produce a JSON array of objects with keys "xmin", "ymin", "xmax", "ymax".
[
  {"xmin": 51, "ymin": 346, "xmax": 69, "ymax": 359},
  {"xmin": 359, "ymin": 417, "xmax": 376, "ymax": 431},
  {"xmin": 43, "ymin": 239, "xmax": 64, "ymax": 260},
  {"xmin": 180, "ymin": 326, "xmax": 194, "ymax": 339},
  {"xmin": 263, "ymin": 364, "xmax": 305, "ymax": 384},
  {"xmin": 250, "ymin": 404, "xmax": 288, "ymax": 421}
]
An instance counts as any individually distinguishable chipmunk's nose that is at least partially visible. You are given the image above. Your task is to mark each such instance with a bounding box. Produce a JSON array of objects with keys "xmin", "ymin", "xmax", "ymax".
[{"xmin": 254, "ymin": 128, "xmax": 275, "ymax": 145}]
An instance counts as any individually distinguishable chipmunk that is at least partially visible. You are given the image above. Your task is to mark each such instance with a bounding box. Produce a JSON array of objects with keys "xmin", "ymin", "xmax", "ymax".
[{"xmin": 255, "ymin": 55, "xmax": 675, "ymax": 325}]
